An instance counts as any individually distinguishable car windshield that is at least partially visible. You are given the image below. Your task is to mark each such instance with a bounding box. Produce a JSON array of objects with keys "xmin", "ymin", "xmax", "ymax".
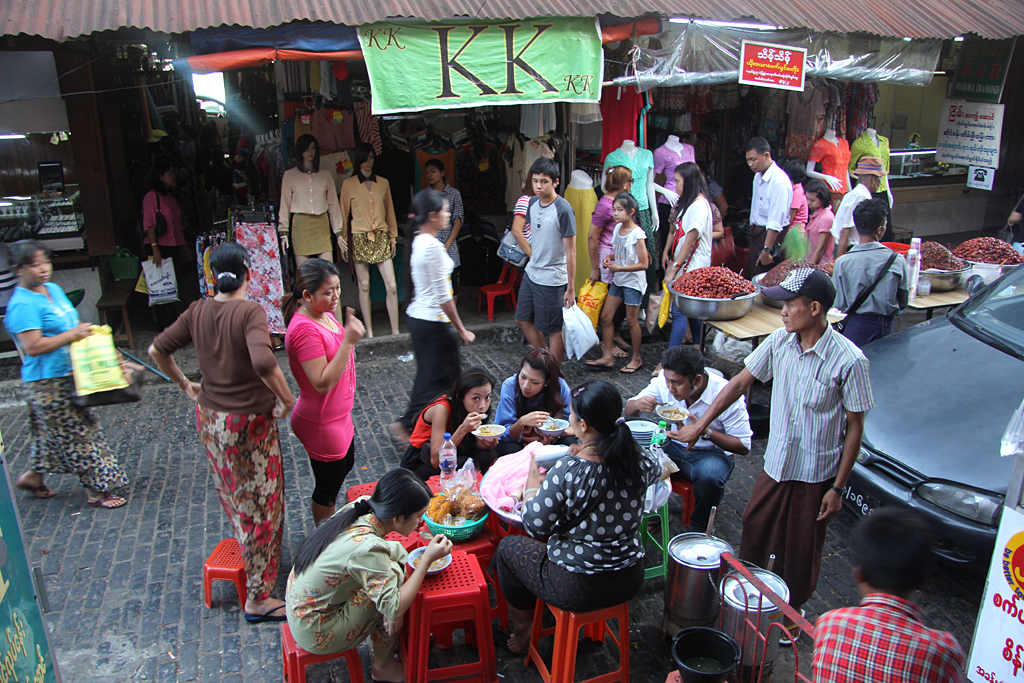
[{"xmin": 955, "ymin": 266, "xmax": 1024, "ymax": 354}]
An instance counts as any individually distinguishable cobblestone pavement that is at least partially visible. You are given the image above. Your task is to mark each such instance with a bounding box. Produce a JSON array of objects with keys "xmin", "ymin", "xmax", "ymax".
[{"xmin": 0, "ymin": 334, "xmax": 984, "ymax": 683}]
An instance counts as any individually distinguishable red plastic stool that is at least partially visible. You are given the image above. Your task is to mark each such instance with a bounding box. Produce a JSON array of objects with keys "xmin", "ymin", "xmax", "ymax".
[
  {"xmin": 203, "ymin": 539, "xmax": 247, "ymax": 609},
  {"xmin": 401, "ymin": 551, "xmax": 496, "ymax": 683},
  {"xmin": 670, "ymin": 479, "xmax": 696, "ymax": 528},
  {"xmin": 432, "ymin": 525, "xmax": 506, "ymax": 639},
  {"xmin": 345, "ymin": 481, "xmax": 377, "ymax": 504},
  {"xmin": 281, "ymin": 622, "xmax": 365, "ymax": 683},
  {"xmin": 525, "ymin": 598, "xmax": 630, "ymax": 683}
]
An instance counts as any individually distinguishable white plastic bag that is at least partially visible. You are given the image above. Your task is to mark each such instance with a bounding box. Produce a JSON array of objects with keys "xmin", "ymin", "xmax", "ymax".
[
  {"xmin": 1002, "ymin": 397, "xmax": 1024, "ymax": 457},
  {"xmin": 709, "ymin": 328, "xmax": 753, "ymax": 363},
  {"xmin": 644, "ymin": 480, "xmax": 671, "ymax": 513},
  {"xmin": 562, "ymin": 304, "xmax": 599, "ymax": 360},
  {"xmin": 141, "ymin": 257, "xmax": 179, "ymax": 306}
]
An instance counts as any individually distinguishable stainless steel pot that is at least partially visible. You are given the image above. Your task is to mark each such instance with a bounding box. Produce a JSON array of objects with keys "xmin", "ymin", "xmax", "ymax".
[
  {"xmin": 670, "ymin": 290, "xmax": 758, "ymax": 321},
  {"xmin": 919, "ymin": 266, "xmax": 969, "ymax": 292},
  {"xmin": 751, "ymin": 273, "xmax": 782, "ymax": 309},
  {"xmin": 719, "ymin": 567, "xmax": 790, "ymax": 669},
  {"xmin": 664, "ymin": 533, "xmax": 734, "ymax": 627}
]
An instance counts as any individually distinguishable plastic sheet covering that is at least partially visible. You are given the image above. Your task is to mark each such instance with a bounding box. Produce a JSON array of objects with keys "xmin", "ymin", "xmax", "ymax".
[{"xmin": 613, "ymin": 24, "xmax": 942, "ymax": 89}]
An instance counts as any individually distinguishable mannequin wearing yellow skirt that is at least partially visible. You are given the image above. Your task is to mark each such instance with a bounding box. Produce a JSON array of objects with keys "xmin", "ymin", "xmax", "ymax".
[
  {"xmin": 565, "ymin": 171, "xmax": 598, "ymax": 293},
  {"xmin": 279, "ymin": 134, "xmax": 344, "ymax": 268}
]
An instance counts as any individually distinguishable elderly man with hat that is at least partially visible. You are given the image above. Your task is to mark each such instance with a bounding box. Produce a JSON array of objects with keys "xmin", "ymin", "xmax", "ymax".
[
  {"xmin": 832, "ymin": 157, "xmax": 889, "ymax": 258},
  {"xmin": 674, "ymin": 268, "xmax": 874, "ymax": 644}
]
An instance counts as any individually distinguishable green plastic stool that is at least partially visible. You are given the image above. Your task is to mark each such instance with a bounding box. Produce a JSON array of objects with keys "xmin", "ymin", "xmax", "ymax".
[{"xmin": 640, "ymin": 504, "xmax": 671, "ymax": 580}]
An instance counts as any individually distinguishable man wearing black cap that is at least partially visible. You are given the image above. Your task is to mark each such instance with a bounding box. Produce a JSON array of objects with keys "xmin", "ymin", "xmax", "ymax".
[{"xmin": 675, "ymin": 268, "xmax": 874, "ymax": 644}]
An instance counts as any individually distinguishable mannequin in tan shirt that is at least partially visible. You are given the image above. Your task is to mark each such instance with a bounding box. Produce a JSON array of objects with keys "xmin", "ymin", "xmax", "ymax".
[
  {"xmin": 279, "ymin": 135, "xmax": 344, "ymax": 268},
  {"xmin": 339, "ymin": 143, "xmax": 399, "ymax": 337}
]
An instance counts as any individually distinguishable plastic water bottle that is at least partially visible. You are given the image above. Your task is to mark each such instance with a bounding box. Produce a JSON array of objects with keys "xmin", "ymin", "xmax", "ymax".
[
  {"xmin": 653, "ymin": 421, "xmax": 668, "ymax": 447},
  {"xmin": 439, "ymin": 433, "xmax": 457, "ymax": 490},
  {"xmin": 907, "ymin": 237, "xmax": 922, "ymax": 300}
]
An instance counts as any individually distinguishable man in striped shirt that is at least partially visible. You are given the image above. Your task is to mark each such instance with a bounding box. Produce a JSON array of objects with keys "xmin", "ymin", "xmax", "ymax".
[{"xmin": 676, "ymin": 268, "xmax": 873, "ymax": 641}]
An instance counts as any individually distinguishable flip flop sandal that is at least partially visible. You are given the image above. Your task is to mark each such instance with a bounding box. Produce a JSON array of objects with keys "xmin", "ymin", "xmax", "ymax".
[
  {"xmin": 86, "ymin": 495, "xmax": 127, "ymax": 509},
  {"xmin": 620, "ymin": 362, "xmax": 643, "ymax": 374},
  {"xmin": 244, "ymin": 605, "xmax": 287, "ymax": 623},
  {"xmin": 584, "ymin": 361, "xmax": 614, "ymax": 372},
  {"xmin": 18, "ymin": 483, "xmax": 57, "ymax": 499}
]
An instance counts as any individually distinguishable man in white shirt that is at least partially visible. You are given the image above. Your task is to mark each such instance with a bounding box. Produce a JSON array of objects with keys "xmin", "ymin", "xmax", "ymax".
[
  {"xmin": 832, "ymin": 157, "xmax": 887, "ymax": 258},
  {"xmin": 625, "ymin": 345, "xmax": 752, "ymax": 532},
  {"xmin": 745, "ymin": 137, "xmax": 793, "ymax": 278}
]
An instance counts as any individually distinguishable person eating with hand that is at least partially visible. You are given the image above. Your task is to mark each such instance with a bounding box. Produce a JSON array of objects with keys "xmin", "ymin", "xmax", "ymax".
[
  {"xmin": 399, "ymin": 367, "xmax": 500, "ymax": 480},
  {"xmin": 624, "ymin": 345, "xmax": 751, "ymax": 532}
]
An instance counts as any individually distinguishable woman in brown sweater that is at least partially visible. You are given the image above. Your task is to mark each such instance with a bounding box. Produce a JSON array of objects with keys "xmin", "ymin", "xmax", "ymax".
[{"xmin": 149, "ymin": 242, "xmax": 297, "ymax": 623}]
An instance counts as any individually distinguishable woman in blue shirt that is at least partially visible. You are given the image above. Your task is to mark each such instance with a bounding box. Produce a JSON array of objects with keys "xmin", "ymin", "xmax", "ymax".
[
  {"xmin": 494, "ymin": 349, "xmax": 572, "ymax": 455},
  {"xmin": 4, "ymin": 240, "xmax": 129, "ymax": 508}
]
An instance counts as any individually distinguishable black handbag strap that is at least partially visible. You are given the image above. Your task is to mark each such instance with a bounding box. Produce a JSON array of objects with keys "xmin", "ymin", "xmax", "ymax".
[{"xmin": 847, "ymin": 252, "xmax": 898, "ymax": 317}]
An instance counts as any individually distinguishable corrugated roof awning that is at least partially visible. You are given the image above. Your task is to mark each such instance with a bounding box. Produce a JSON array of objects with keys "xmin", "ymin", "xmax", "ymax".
[{"xmin": 2, "ymin": 0, "xmax": 1024, "ymax": 42}]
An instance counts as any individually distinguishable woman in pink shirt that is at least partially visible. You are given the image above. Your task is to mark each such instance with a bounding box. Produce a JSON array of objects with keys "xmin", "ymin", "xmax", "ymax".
[
  {"xmin": 805, "ymin": 180, "xmax": 836, "ymax": 264},
  {"xmin": 143, "ymin": 158, "xmax": 196, "ymax": 327},
  {"xmin": 282, "ymin": 259, "xmax": 366, "ymax": 525}
]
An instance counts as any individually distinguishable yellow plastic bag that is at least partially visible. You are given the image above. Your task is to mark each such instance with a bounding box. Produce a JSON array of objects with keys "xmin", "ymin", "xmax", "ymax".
[
  {"xmin": 69, "ymin": 326, "xmax": 129, "ymax": 397},
  {"xmin": 135, "ymin": 271, "xmax": 148, "ymax": 294},
  {"xmin": 577, "ymin": 279, "xmax": 609, "ymax": 329},
  {"xmin": 658, "ymin": 284, "xmax": 672, "ymax": 329}
]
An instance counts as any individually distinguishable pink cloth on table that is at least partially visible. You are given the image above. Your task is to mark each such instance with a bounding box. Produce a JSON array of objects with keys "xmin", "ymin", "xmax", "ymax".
[{"xmin": 480, "ymin": 444, "xmax": 545, "ymax": 513}]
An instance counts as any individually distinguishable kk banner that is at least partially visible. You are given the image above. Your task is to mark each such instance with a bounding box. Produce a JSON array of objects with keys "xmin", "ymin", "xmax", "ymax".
[{"xmin": 361, "ymin": 18, "xmax": 604, "ymax": 114}]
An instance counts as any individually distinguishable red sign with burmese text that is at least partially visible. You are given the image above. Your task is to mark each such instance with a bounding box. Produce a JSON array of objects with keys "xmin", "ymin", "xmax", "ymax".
[{"xmin": 738, "ymin": 40, "xmax": 806, "ymax": 92}]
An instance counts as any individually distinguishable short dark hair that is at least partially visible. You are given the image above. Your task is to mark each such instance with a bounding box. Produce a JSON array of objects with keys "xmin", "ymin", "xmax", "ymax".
[
  {"xmin": 9, "ymin": 240, "xmax": 51, "ymax": 270},
  {"xmin": 804, "ymin": 179, "xmax": 832, "ymax": 209},
  {"xmin": 424, "ymin": 158, "xmax": 445, "ymax": 173},
  {"xmin": 746, "ymin": 137, "xmax": 771, "ymax": 156},
  {"xmin": 352, "ymin": 142, "xmax": 376, "ymax": 170},
  {"xmin": 853, "ymin": 198, "xmax": 888, "ymax": 236},
  {"xmin": 530, "ymin": 157, "xmax": 560, "ymax": 183},
  {"xmin": 783, "ymin": 159, "xmax": 806, "ymax": 184},
  {"xmin": 660, "ymin": 345, "xmax": 705, "ymax": 380},
  {"xmin": 852, "ymin": 508, "xmax": 934, "ymax": 596}
]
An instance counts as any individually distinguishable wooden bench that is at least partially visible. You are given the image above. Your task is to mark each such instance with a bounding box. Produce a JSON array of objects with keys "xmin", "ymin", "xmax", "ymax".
[{"xmin": 95, "ymin": 279, "xmax": 136, "ymax": 349}]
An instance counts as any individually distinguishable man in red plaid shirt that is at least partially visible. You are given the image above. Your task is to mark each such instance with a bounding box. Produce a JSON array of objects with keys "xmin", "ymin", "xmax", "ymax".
[{"xmin": 812, "ymin": 508, "xmax": 966, "ymax": 682}]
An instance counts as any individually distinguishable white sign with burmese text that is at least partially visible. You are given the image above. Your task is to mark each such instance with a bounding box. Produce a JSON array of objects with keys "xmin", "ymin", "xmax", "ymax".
[{"xmin": 937, "ymin": 99, "xmax": 1004, "ymax": 169}]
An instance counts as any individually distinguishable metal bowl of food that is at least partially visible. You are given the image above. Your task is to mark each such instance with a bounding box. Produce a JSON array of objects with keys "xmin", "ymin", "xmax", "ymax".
[
  {"xmin": 751, "ymin": 273, "xmax": 782, "ymax": 309},
  {"xmin": 919, "ymin": 266, "xmax": 970, "ymax": 292},
  {"xmin": 965, "ymin": 260, "xmax": 1023, "ymax": 278},
  {"xmin": 670, "ymin": 289, "xmax": 758, "ymax": 321}
]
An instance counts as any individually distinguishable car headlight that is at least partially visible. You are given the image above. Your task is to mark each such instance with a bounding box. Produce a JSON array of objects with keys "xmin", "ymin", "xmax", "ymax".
[{"xmin": 915, "ymin": 482, "xmax": 1003, "ymax": 526}]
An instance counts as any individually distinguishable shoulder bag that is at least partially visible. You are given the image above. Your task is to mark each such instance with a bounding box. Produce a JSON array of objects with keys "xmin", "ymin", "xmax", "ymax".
[{"xmin": 834, "ymin": 252, "xmax": 898, "ymax": 333}]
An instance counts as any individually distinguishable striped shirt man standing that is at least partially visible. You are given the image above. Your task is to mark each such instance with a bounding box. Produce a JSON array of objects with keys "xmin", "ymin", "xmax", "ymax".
[{"xmin": 675, "ymin": 268, "xmax": 874, "ymax": 639}]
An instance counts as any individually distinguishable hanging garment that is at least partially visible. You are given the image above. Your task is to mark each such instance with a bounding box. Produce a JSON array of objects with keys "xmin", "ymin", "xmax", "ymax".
[
  {"xmin": 786, "ymin": 86, "xmax": 828, "ymax": 160},
  {"xmin": 233, "ymin": 220, "xmax": 287, "ymax": 335},
  {"xmin": 600, "ymin": 86, "xmax": 643, "ymax": 160},
  {"xmin": 564, "ymin": 186, "xmax": 598, "ymax": 292},
  {"xmin": 354, "ymin": 101, "xmax": 383, "ymax": 154},
  {"xmin": 312, "ymin": 108, "xmax": 356, "ymax": 152}
]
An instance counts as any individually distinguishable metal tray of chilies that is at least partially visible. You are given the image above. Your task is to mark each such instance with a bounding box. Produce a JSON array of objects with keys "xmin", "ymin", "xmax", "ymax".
[{"xmin": 670, "ymin": 289, "xmax": 758, "ymax": 321}]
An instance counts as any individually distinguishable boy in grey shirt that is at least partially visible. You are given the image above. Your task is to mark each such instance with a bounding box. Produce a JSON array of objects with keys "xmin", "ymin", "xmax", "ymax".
[
  {"xmin": 512, "ymin": 158, "xmax": 577, "ymax": 361},
  {"xmin": 832, "ymin": 198, "xmax": 908, "ymax": 347}
]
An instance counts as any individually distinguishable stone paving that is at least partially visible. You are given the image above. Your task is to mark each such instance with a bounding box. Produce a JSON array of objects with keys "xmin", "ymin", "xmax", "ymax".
[{"xmin": 0, "ymin": 329, "xmax": 985, "ymax": 683}]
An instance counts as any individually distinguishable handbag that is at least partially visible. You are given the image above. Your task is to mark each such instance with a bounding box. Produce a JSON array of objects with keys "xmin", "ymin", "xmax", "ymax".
[
  {"xmin": 153, "ymin": 193, "xmax": 168, "ymax": 239},
  {"xmin": 497, "ymin": 229, "xmax": 529, "ymax": 268},
  {"xmin": 834, "ymin": 252, "xmax": 898, "ymax": 333}
]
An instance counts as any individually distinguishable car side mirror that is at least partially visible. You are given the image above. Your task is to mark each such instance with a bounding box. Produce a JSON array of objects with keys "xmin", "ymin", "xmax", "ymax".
[{"xmin": 965, "ymin": 274, "xmax": 987, "ymax": 297}]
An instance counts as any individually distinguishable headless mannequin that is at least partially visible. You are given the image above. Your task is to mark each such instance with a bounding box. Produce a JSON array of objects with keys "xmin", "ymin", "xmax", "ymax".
[
  {"xmin": 616, "ymin": 140, "xmax": 659, "ymax": 231},
  {"xmin": 805, "ymin": 129, "xmax": 850, "ymax": 193},
  {"xmin": 348, "ymin": 156, "xmax": 400, "ymax": 338},
  {"xmin": 569, "ymin": 170, "xmax": 594, "ymax": 190}
]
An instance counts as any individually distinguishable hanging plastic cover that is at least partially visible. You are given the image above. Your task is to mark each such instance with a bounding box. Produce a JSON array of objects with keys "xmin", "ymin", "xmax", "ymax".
[{"xmin": 613, "ymin": 24, "xmax": 941, "ymax": 89}]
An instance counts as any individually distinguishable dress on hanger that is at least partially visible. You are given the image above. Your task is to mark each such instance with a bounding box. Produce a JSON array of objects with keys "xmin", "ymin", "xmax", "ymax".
[
  {"xmin": 600, "ymin": 86, "xmax": 643, "ymax": 160},
  {"xmin": 808, "ymin": 137, "xmax": 852, "ymax": 195},
  {"xmin": 564, "ymin": 186, "xmax": 598, "ymax": 292}
]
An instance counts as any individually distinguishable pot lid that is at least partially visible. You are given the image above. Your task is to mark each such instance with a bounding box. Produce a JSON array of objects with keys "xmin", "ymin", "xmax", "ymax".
[
  {"xmin": 722, "ymin": 569, "xmax": 790, "ymax": 611},
  {"xmin": 668, "ymin": 533, "xmax": 734, "ymax": 568}
]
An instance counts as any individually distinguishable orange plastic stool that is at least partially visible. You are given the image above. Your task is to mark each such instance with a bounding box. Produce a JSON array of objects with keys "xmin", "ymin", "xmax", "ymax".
[
  {"xmin": 670, "ymin": 479, "xmax": 696, "ymax": 528},
  {"xmin": 478, "ymin": 262, "xmax": 518, "ymax": 321},
  {"xmin": 525, "ymin": 598, "xmax": 630, "ymax": 683},
  {"xmin": 401, "ymin": 551, "xmax": 496, "ymax": 683},
  {"xmin": 281, "ymin": 622, "xmax": 365, "ymax": 683},
  {"xmin": 203, "ymin": 539, "xmax": 247, "ymax": 609}
]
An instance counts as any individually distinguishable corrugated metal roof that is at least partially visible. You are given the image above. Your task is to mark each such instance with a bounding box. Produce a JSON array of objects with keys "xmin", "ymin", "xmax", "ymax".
[{"xmin": 3, "ymin": 0, "xmax": 1024, "ymax": 41}]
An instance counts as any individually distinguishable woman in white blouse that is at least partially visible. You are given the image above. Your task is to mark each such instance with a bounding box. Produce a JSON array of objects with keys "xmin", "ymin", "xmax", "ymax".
[
  {"xmin": 389, "ymin": 190, "xmax": 476, "ymax": 444},
  {"xmin": 279, "ymin": 134, "xmax": 344, "ymax": 267},
  {"xmin": 661, "ymin": 162, "xmax": 713, "ymax": 354}
]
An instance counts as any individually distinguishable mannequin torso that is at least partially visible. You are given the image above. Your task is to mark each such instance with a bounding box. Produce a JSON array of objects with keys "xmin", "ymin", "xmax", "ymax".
[
  {"xmin": 850, "ymin": 130, "xmax": 890, "ymax": 194},
  {"xmin": 653, "ymin": 136, "xmax": 695, "ymax": 205},
  {"xmin": 806, "ymin": 129, "xmax": 851, "ymax": 194},
  {"xmin": 602, "ymin": 141, "xmax": 657, "ymax": 226},
  {"xmin": 569, "ymin": 170, "xmax": 594, "ymax": 190}
]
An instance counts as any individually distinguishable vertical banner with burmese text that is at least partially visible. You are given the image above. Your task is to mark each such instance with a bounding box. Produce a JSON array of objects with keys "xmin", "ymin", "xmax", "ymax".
[{"xmin": 361, "ymin": 18, "xmax": 604, "ymax": 114}]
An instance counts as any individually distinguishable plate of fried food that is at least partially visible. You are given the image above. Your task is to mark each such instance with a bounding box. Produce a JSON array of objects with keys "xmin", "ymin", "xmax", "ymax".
[
  {"xmin": 406, "ymin": 547, "xmax": 452, "ymax": 575},
  {"xmin": 472, "ymin": 424, "xmax": 506, "ymax": 438}
]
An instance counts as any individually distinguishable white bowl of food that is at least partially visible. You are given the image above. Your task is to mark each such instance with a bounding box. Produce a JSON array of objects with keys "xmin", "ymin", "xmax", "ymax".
[
  {"xmin": 536, "ymin": 418, "xmax": 569, "ymax": 438},
  {"xmin": 655, "ymin": 404, "xmax": 691, "ymax": 423},
  {"xmin": 406, "ymin": 547, "xmax": 452, "ymax": 575},
  {"xmin": 472, "ymin": 424, "xmax": 506, "ymax": 439}
]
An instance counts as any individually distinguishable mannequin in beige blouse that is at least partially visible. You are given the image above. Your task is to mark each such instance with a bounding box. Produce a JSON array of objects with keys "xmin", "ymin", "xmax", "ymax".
[{"xmin": 279, "ymin": 135, "xmax": 344, "ymax": 268}]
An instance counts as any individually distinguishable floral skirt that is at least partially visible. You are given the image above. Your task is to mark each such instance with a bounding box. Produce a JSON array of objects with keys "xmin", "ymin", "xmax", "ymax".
[
  {"xmin": 197, "ymin": 405, "xmax": 284, "ymax": 602},
  {"xmin": 23, "ymin": 376, "xmax": 129, "ymax": 493},
  {"xmin": 352, "ymin": 229, "xmax": 393, "ymax": 264}
]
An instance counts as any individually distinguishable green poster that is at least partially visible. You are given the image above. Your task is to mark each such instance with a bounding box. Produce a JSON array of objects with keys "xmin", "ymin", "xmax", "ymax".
[
  {"xmin": 949, "ymin": 37, "xmax": 1015, "ymax": 103},
  {"xmin": 361, "ymin": 18, "xmax": 604, "ymax": 114},
  {"xmin": 0, "ymin": 434, "xmax": 61, "ymax": 682}
]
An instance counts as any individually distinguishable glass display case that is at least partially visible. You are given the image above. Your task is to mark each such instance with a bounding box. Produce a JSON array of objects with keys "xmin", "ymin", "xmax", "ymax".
[
  {"xmin": 0, "ymin": 185, "xmax": 85, "ymax": 251},
  {"xmin": 888, "ymin": 150, "xmax": 968, "ymax": 180}
]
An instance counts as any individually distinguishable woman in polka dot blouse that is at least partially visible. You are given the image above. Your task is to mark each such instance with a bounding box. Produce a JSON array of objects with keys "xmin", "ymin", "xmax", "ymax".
[{"xmin": 494, "ymin": 380, "xmax": 661, "ymax": 653}]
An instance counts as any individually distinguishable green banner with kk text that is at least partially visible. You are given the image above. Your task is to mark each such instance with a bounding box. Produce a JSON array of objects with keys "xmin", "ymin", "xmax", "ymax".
[{"xmin": 361, "ymin": 18, "xmax": 604, "ymax": 114}]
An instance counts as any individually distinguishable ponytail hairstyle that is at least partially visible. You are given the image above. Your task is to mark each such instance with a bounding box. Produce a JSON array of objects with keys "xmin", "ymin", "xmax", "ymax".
[
  {"xmin": 281, "ymin": 258, "xmax": 340, "ymax": 326},
  {"xmin": 570, "ymin": 381, "xmax": 644, "ymax": 495},
  {"xmin": 408, "ymin": 188, "xmax": 446, "ymax": 234},
  {"xmin": 669, "ymin": 161, "xmax": 709, "ymax": 224},
  {"xmin": 603, "ymin": 165, "xmax": 633, "ymax": 195},
  {"xmin": 515, "ymin": 348, "xmax": 565, "ymax": 418},
  {"xmin": 613, "ymin": 192, "xmax": 640, "ymax": 224},
  {"xmin": 292, "ymin": 468, "xmax": 431, "ymax": 577},
  {"xmin": 446, "ymin": 367, "xmax": 495, "ymax": 438},
  {"xmin": 210, "ymin": 242, "xmax": 250, "ymax": 294}
]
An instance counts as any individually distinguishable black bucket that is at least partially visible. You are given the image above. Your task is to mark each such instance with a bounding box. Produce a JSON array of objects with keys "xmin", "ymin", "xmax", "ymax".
[{"xmin": 671, "ymin": 627, "xmax": 741, "ymax": 683}]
